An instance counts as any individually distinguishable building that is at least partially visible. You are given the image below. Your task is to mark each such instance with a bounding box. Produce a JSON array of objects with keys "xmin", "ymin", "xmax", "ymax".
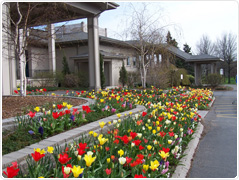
[{"xmin": 2, "ymin": 2, "xmax": 119, "ymax": 95}]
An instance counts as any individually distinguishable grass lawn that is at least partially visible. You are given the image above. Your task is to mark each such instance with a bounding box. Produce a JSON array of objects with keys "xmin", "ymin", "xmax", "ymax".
[{"xmin": 223, "ymin": 77, "xmax": 237, "ymax": 84}]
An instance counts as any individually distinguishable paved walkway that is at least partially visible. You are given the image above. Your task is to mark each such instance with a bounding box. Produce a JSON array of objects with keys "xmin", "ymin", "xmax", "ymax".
[{"xmin": 187, "ymin": 84, "xmax": 237, "ymax": 178}]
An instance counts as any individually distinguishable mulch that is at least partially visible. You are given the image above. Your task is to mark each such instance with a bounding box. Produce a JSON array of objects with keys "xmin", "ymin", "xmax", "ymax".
[{"xmin": 2, "ymin": 96, "xmax": 87, "ymax": 119}]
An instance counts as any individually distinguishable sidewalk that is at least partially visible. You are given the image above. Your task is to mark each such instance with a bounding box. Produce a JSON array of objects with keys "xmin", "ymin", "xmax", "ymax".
[{"xmin": 187, "ymin": 85, "xmax": 237, "ymax": 178}]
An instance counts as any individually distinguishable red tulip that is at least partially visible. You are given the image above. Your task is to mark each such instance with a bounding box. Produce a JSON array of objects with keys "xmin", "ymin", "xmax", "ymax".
[
  {"xmin": 31, "ymin": 151, "xmax": 45, "ymax": 162},
  {"xmin": 28, "ymin": 111, "xmax": 36, "ymax": 118},
  {"xmin": 59, "ymin": 153, "xmax": 72, "ymax": 164},
  {"xmin": 142, "ymin": 112, "xmax": 147, "ymax": 117},
  {"xmin": 3, "ymin": 166, "xmax": 20, "ymax": 178},
  {"xmin": 134, "ymin": 174, "xmax": 146, "ymax": 178},
  {"xmin": 130, "ymin": 132, "xmax": 137, "ymax": 139},
  {"xmin": 52, "ymin": 112, "xmax": 59, "ymax": 119},
  {"xmin": 57, "ymin": 104, "xmax": 64, "ymax": 110},
  {"xmin": 105, "ymin": 168, "xmax": 111, "ymax": 175}
]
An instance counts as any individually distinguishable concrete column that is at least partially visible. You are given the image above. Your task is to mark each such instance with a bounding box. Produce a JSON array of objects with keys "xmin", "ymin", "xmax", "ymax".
[
  {"xmin": 88, "ymin": 16, "xmax": 101, "ymax": 91},
  {"xmin": 213, "ymin": 63, "xmax": 217, "ymax": 74},
  {"xmin": 2, "ymin": 3, "xmax": 17, "ymax": 95},
  {"xmin": 48, "ymin": 24, "xmax": 56, "ymax": 73},
  {"xmin": 194, "ymin": 63, "xmax": 201, "ymax": 86}
]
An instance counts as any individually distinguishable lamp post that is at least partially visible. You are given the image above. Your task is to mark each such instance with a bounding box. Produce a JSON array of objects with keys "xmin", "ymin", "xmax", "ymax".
[{"xmin": 180, "ymin": 74, "xmax": 183, "ymax": 86}]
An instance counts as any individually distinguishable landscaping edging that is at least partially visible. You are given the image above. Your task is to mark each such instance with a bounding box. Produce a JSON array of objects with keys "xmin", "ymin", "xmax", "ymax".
[{"xmin": 2, "ymin": 104, "xmax": 146, "ymax": 174}]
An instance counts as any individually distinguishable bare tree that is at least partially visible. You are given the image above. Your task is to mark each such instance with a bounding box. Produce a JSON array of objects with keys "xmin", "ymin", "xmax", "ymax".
[
  {"xmin": 196, "ymin": 34, "xmax": 215, "ymax": 55},
  {"xmin": 215, "ymin": 33, "xmax": 237, "ymax": 84},
  {"xmin": 196, "ymin": 34, "xmax": 215, "ymax": 76},
  {"xmin": 123, "ymin": 3, "xmax": 171, "ymax": 88}
]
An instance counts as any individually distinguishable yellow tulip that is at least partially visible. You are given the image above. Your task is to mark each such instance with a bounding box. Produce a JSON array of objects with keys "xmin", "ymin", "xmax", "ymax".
[
  {"xmin": 67, "ymin": 104, "xmax": 73, "ymax": 109},
  {"xmin": 62, "ymin": 102, "xmax": 67, "ymax": 107},
  {"xmin": 34, "ymin": 107, "xmax": 40, "ymax": 112},
  {"xmin": 93, "ymin": 132, "xmax": 98, "ymax": 137},
  {"xmin": 98, "ymin": 135, "xmax": 108, "ymax": 145},
  {"xmin": 159, "ymin": 151, "xmax": 170, "ymax": 160},
  {"xmin": 147, "ymin": 145, "xmax": 152, "ymax": 150},
  {"xmin": 47, "ymin": 146, "xmax": 54, "ymax": 154},
  {"xmin": 99, "ymin": 121, "xmax": 106, "ymax": 128},
  {"xmin": 150, "ymin": 160, "xmax": 159, "ymax": 171},
  {"xmin": 118, "ymin": 149, "xmax": 124, "ymax": 157},
  {"xmin": 84, "ymin": 154, "xmax": 96, "ymax": 167},
  {"xmin": 143, "ymin": 164, "xmax": 149, "ymax": 171},
  {"xmin": 71, "ymin": 165, "xmax": 84, "ymax": 178}
]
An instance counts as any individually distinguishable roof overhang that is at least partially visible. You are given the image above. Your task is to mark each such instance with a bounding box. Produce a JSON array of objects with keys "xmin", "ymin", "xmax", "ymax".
[{"xmin": 9, "ymin": 2, "xmax": 119, "ymax": 28}]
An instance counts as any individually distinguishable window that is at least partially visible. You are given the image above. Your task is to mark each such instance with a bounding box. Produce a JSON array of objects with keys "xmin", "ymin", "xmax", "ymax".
[
  {"xmin": 154, "ymin": 54, "xmax": 157, "ymax": 64},
  {"xmin": 133, "ymin": 57, "xmax": 136, "ymax": 66},
  {"xmin": 127, "ymin": 57, "xmax": 130, "ymax": 66},
  {"xmin": 159, "ymin": 54, "xmax": 162, "ymax": 62}
]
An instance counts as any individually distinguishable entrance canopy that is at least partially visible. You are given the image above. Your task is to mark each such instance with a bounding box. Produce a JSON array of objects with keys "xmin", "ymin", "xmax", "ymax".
[{"xmin": 166, "ymin": 45, "xmax": 224, "ymax": 85}]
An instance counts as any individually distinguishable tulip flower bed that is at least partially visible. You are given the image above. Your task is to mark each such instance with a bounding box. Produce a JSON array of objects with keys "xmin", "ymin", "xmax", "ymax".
[
  {"xmin": 3, "ymin": 86, "xmax": 213, "ymax": 178},
  {"xmin": 14, "ymin": 88, "xmax": 48, "ymax": 95}
]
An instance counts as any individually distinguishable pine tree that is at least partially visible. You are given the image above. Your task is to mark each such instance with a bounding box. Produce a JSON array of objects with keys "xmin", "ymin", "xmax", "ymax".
[
  {"xmin": 119, "ymin": 61, "xmax": 128, "ymax": 87},
  {"xmin": 166, "ymin": 31, "xmax": 178, "ymax": 48},
  {"xmin": 62, "ymin": 56, "xmax": 70, "ymax": 75},
  {"xmin": 100, "ymin": 53, "xmax": 105, "ymax": 88},
  {"xmin": 183, "ymin": 43, "xmax": 192, "ymax": 54}
]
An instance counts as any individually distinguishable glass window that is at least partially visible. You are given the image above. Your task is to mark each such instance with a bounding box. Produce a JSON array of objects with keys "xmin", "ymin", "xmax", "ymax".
[
  {"xmin": 127, "ymin": 57, "xmax": 130, "ymax": 66},
  {"xmin": 133, "ymin": 57, "xmax": 136, "ymax": 66}
]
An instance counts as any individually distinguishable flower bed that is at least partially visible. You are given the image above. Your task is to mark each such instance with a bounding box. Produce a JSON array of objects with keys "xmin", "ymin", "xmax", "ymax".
[{"xmin": 3, "ymin": 86, "xmax": 214, "ymax": 178}]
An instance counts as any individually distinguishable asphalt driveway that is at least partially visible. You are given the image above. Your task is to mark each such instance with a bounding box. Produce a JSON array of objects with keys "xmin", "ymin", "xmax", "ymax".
[{"xmin": 187, "ymin": 85, "xmax": 237, "ymax": 178}]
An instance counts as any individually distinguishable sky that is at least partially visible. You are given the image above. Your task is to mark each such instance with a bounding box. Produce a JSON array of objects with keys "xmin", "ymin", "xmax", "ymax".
[{"xmin": 96, "ymin": 1, "xmax": 238, "ymax": 54}]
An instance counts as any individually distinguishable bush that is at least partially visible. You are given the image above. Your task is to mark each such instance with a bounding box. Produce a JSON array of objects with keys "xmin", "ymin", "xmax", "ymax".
[
  {"xmin": 63, "ymin": 74, "xmax": 79, "ymax": 88},
  {"xmin": 127, "ymin": 72, "xmax": 140, "ymax": 88},
  {"xmin": 33, "ymin": 71, "xmax": 64, "ymax": 87},
  {"xmin": 147, "ymin": 66, "xmax": 171, "ymax": 89},
  {"xmin": 78, "ymin": 72, "xmax": 89, "ymax": 88},
  {"xmin": 205, "ymin": 73, "xmax": 222, "ymax": 88},
  {"xmin": 187, "ymin": 75, "xmax": 195, "ymax": 85},
  {"xmin": 169, "ymin": 67, "xmax": 191, "ymax": 86},
  {"xmin": 119, "ymin": 62, "xmax": 128, "ymax": 87}
]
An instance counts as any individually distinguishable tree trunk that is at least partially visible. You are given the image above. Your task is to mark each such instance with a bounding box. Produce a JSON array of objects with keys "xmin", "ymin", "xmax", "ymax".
[{"xmin": 228, "ymin": 63, "xmax": 231, "ymax": 84}]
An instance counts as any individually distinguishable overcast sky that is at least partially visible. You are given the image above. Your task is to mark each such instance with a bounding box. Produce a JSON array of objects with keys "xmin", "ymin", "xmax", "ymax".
[{"xmin": 97, "ymin": 1, "xmax": 238, "ymax": 54}]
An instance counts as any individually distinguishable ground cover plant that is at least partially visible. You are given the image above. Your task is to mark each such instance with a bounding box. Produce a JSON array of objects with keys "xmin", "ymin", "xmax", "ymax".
[{"xmin": 3, "ymin": 86, "xmax": 214, "ymax": 178}]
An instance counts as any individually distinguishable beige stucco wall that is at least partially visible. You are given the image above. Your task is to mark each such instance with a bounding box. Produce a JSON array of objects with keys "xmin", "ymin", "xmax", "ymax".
[
  {"xmin": 100, "ymin": 44, "xmax": 138, "ymax": 72},
  {"xmin": 56, "ymin": 46, "xmax": 88, "ymax": 73},
  {"xmin": 28, "ymin": 47, "xmax": 49, "ymax": 77},
  {"xmin": 55, "ymin": 43, "xmax": 138, "ymax": 86}
]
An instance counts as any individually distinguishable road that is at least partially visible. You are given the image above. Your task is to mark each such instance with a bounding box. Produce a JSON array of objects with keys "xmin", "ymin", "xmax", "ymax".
[{"xmin": 187, "ymin": 85, "xmax": 237, "ymax": 178}]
